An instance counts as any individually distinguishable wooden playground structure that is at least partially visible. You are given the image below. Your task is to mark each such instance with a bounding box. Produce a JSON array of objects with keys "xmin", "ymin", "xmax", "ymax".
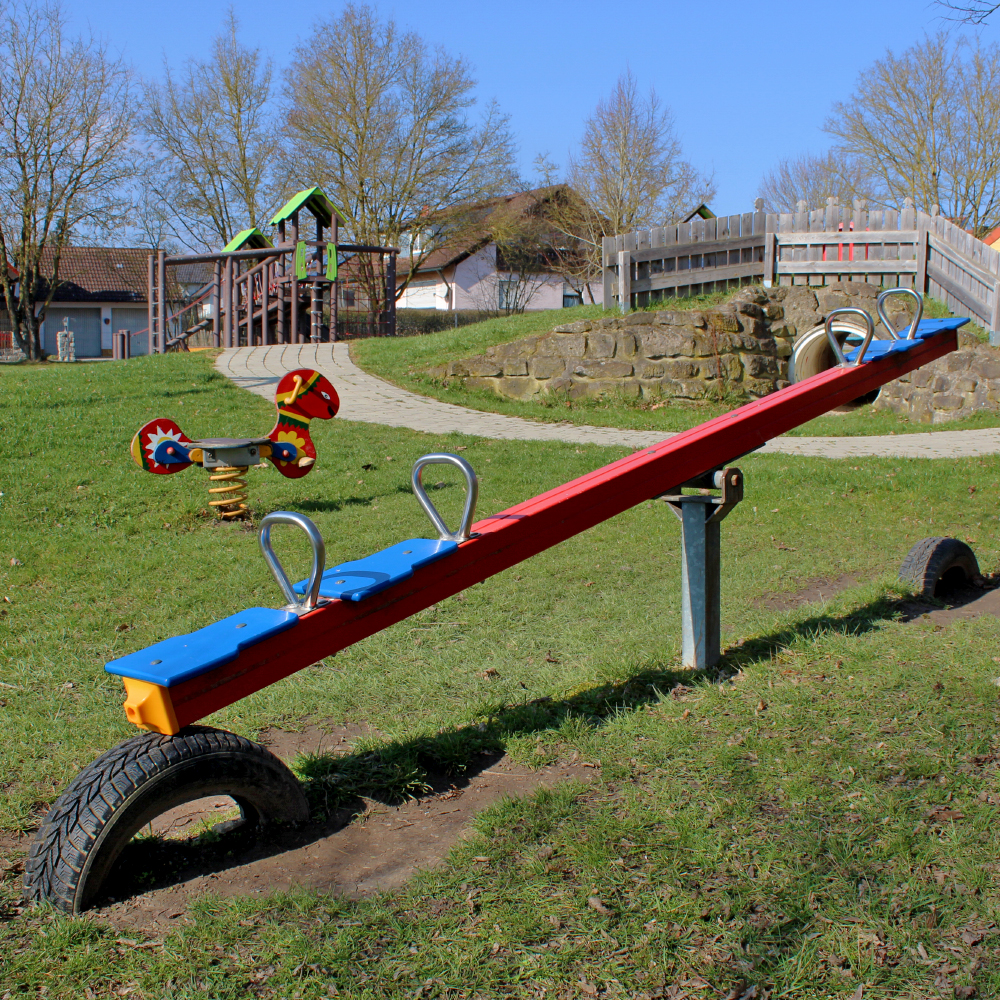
[{"xmin": 129, "ymin": 187, "xmax": 398, "ymax": 357}]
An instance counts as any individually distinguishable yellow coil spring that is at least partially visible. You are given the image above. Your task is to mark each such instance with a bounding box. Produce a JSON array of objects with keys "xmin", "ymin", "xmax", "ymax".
[{"xmin": 207, "ymin": 465, "xmax": 250, "ymax": 520}]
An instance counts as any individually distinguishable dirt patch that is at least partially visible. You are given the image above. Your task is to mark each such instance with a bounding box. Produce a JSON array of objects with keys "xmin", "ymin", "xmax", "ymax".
[
  {"xmin": 90, "ymin": 724, "xmax": 597, "ymax": 934},
  {"xmin": 899, "ymin": 584, "xmax": 1000, "ymax": 627},
  {"xmin": 754, "ymin": 574, "xmax": 858, "ymax": 611}
]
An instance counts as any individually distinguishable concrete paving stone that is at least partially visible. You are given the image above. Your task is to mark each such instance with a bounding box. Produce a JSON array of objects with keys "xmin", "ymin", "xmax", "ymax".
[{"xmin": 215, "ymin": 344, "xmax": 1000, "ymax": 459}]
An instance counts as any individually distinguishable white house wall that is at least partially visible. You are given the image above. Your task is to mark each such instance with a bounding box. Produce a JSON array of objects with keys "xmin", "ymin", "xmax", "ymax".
[
  {"xmin": 40, "ymin": 302, "xmax": 150, "ymax": 357},
  {"xmin": 401, "ymin": 242, "xmax": 606, "ymax": 312},
  {"xmin": 453, "ymin": 246, "xmax": 497, "ymax": 312},
  {"xmin": 398, "ymin": 277, "xmax": 450, "ymax": 310}
]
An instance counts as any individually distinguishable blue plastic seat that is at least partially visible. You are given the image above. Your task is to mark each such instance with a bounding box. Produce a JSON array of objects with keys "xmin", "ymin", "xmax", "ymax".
[
  {"xmin": 105, "ymin": 608, "xmax": 299, "ymax": 687},
  {"xmin": 846, "ymin": 317, "xmax": 968, "ymax": 363},
  {"xmin": 294, "ymin": 537, "xmax": 458, "ymax": 602}
]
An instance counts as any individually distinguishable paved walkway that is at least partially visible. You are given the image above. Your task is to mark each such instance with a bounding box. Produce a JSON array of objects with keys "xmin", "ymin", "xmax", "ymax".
[{"xmin": 216, "ymin": 344, "xmax": 1000, "ymax": 459}]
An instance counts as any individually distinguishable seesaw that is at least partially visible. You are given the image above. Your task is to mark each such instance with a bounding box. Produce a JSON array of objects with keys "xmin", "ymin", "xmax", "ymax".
[
  {"xmin": 24, "ymin": 294, "xmax": 969, "ymax": 912},
  {"xmin": 130, "ymin": 368, "xmax": 340, "ymax": 518}
]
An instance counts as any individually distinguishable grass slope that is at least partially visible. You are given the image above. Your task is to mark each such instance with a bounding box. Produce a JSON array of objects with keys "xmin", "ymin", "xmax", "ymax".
[
  {"xmin": 352, "ymin": 297, "xmax": 1000, "ymax": 438},
  {"xmin": 1, "ymin": 352, "xmax": 999, "ymax": 997}
]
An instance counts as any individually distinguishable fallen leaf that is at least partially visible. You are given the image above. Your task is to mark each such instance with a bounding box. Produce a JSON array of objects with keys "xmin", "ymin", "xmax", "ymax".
[
  {"xmin": 545, "ymin": 651, "xmax": 560, "ymax": 663},
  {"xmin": 9, "ymin": 558, "xmax": 22, "ymax": 566},
  {"xmin": 926, "ymin": 806, "xmax": 964, "ymax": 822},
  {"xmin": 917, "ymin": 942, "xmax": 930, "ymax": 960},
  {"xmin": 548, "ymin": 914, "xmax": 561, "ymax": 929},
  {"xmin": 756, "ymin": 699, "xmax": 767, "ymax": 713},
  {"xmin": 850, "ymin": 987, "xmax": 864, "ymax": 1000},
  {"xmin": 578, "ymin": 981, "xmax": 598, "ymax": 996},
  {"xmin": 115, "ymin": 623, "xmax": 131, "ymax": 632},
  {"xmin": 536, "ymin": 845, "xmax": 554, "ymax": 860},
  {"xmin": 454, "ymin": 446, "xmax": 467, "ymax": 451},
  {"xmin": 956, "ymin": 986, "xmax": 977, "ymax": 998},
  {"xmin": 471, "ymin": 856, "xmax": 490, "ymax": 863},
  {"xmin": 962, "ymin": 928, "xmax": 985, "ymax": 946},
  {"xmin": 584, "ymin": 581, "xmax": 595, "ymax": 587},
  {"xmin": 587, "ymin": 895, "xmax": 612, "ymax": 916},
  {"xmin": 361, "ymin": 463, "xmax": 375, "ymax": 471},
  {"xmin": 481, "ymin": 667, "xmax": 499, "ymax": 679}
]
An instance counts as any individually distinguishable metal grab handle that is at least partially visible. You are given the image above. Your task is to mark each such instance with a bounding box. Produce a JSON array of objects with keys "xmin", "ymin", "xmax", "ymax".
[
  {"xmin": 258, "ymin": 511, "xmax": 326, "ymax": 612},
  {"xmin": 877, "ymin": 287, "xmax": 923, "ymax": 341},
  {"xmin": 411, "ymin": 453, "xmax": 479, "ymax": 541},
  {"xmin": 825, "ymin": 307, "xmax": 875, "ymax": 367}
]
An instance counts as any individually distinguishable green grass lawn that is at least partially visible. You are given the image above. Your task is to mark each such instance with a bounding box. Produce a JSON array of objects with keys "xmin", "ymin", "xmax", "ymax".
[
  {"xmin": 1, "ymin": 352, "xmax": 1000, "ymax": 998},
  {"xmin": 352, "ymin": 298, "xmax": 1000, "ymax": 439}
]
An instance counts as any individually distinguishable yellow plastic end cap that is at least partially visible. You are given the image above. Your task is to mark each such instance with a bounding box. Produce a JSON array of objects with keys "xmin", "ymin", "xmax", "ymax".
[{"xmin": 122, "ymin": 677, "xmax": 180, "ymax": 735}]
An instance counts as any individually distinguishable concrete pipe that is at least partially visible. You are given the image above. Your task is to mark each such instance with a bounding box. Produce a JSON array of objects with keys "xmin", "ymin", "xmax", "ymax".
[{"xmin": 788, "ymin": 319, "xmax": 892, "ymax": 408}]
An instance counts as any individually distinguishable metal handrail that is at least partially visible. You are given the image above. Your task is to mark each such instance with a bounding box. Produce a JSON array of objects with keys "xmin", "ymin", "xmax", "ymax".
[
  {"xmin": 411, "ymin": 454, "xmax": 479, "ymax": 541},
  {"xmin": 877, "ymin": 287, "xmax": 923, "ymax": 340},
  {"xmin": 258, "ymin": 511, "xmax": 326, "ymax": 612},
  {"xmin": 825, "ymin": 307, "xmax": 875, "ymax": 367}
]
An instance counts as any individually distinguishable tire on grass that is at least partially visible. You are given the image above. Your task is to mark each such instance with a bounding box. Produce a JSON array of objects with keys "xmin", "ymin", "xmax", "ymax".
[
  {"xmin": 23, "ymin": 725, "xmax": 309, "ymax": 914},
  {"xmin": 899, "ymin": 536, "xmax": 980, "ymax": 598}
]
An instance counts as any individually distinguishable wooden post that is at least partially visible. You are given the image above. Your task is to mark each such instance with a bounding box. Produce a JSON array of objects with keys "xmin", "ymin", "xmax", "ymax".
[
  {"xmin": 223, "ymin": 256, "xmax": 233, "ymax": 348},
  {"xmin": 211, "ymin": 261, "xmax": 221, "ymax": 348},
  {"xmin": 262, "ymin": 260, "xmax": 270, "ymax": 345},
  {"xmin": 617, "ymin": 249, "xmax": 631, "ymax": 313},
  {"xmin": 763, "ymin": 216, "xmax": 776, "ymax": 288},
  {"xmin": 915, "ymin": 214, "xmax": 929, "ymax": 296},
  {"xmin": 147, "ymin": 254, "xmax": 154, "ymax": 356},
  {"xmin": 602, "ymin": 236, "xmax": 615, "ymax": 310},
  {"xmin": 246, "ymin": 273, "xmax": 255, "ymax": 347},
  {"xmin": 276, "ymin": 220, "xmax": 286, "ymax": 343},
  {"xmin": 290, "ymin": 211, "xmax": 299, "ymax": 343},
  {"xmin": 386, "ymin": 251, "xmax": 396, "ymax": 337}
]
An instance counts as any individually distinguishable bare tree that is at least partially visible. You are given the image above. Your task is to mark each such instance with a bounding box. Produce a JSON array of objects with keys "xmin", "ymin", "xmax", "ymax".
[
  {"xmin": 757, "ymin": 151, "xmax": 882, "ymax": 213},
  {"xmin": 282, "ymin": 2, "xmax": 518, "ymax": 318},
  {"xmin": 0, "ymin": 2, "xmax": 135, "ymax": 360},
  {"xmin": 535, "ymin": 71, "xmax": 715, "ymax": 298},
  {"xmin": 935, "ymin": 0, "xmax": 1000, "ymax": 22},
  {"xmin": 143, "ymin": 12, "xmax": 279, "ymax": 250},
  {"xmin": 825, "ymin": 33, "xmax": 1000, "ymax": 237}
]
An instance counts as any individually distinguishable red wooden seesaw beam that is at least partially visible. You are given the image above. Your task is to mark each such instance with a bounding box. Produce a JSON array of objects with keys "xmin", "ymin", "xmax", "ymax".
[{"xmin": 123, "ymin": 327, "xmax": 959, "ymax": 735}]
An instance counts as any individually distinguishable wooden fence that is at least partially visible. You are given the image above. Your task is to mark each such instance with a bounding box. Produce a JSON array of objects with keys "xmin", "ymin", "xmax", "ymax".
[{"xmin": 603, "ymin": 198, "xmax": 1000, "ymax": 344}]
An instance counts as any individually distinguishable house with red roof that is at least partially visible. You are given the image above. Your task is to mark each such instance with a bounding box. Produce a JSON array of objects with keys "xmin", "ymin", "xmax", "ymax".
[{"xmin": 1, "ymin": 247, "xmax": 184, "ymax": 358}]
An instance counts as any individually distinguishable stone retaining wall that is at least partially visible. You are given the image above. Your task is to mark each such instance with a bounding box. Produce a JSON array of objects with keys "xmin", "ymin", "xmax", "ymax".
[
  {"xmin": 428, "ymin": 283, "xmax": 999, "ymax": 420},
  {"xmin": 874, "ymin": 345, "xmax": 1000, "ymax": 422},
  {"xmin": 428, "ymin": 290, "xmax": 794, "ymax": 402}
]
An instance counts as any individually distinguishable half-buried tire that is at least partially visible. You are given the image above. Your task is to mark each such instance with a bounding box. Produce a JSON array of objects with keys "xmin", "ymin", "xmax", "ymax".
[
  {"xmin": 24, "ymin": 725, "xmax": 309, "ymax": 913},
  {"xmin": 899, "ymin": 536, "xmax": 980, "ymax": 598}
]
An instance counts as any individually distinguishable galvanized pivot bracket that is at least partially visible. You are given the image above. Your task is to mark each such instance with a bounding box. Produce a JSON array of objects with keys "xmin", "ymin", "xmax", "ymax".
[{"xmin": 659, "ymin": 467, "xmax": 744, "ymax": 671}]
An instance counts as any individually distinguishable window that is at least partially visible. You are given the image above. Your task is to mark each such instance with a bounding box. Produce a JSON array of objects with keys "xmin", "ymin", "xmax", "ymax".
[
  {"xmin": 498, "ymin": 280, "xmax": 518, "ymax": 311},
  {"xmin": 563, "ymin": 291, "xmax": 583, "ymax": 308},
  {"xmin": 341, "ymin": 287, "xmax": 356, "ymax": 307}
]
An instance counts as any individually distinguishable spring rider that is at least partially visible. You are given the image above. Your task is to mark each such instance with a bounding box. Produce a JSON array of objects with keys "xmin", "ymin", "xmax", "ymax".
[{"xmin": 130, "ymin": 368, "xmax": 339, "ymax": 519}]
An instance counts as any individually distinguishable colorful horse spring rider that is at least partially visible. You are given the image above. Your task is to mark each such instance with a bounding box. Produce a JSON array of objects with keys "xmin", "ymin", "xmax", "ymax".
[{"xmin": 130, "ymin": 369, "xmax": 339, "ymax": 518}]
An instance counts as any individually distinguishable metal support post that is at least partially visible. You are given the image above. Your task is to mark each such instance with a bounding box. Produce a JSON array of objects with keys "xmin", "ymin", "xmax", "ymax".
[
  {"xmin": 156, "ymin": 250, "xmax": 166, "ymax": 354},
  {"xmin": 661, "ymin": 467, "xmax": 744, "ymax": 670},
  {"xmin": 386, "ymin": 251, "xmax": 397, "ymax": 337}
]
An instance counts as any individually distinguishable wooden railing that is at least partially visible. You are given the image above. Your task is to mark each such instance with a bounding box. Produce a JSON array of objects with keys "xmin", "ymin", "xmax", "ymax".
[{"xmin": 603, "ymin": 199, "xmax": 1000, "ymax": 344}]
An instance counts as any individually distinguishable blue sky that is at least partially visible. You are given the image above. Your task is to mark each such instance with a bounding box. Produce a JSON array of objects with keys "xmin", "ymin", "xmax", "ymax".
[{"xmin": 70, "ymin": 0, "xmax": 1000, "ymax": 215}]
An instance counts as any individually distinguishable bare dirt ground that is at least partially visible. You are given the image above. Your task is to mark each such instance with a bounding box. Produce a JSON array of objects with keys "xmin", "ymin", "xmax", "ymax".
[
  {"xmin": 82, "ymin": 724, "xmax": 597, "ymax": 933},
  {"xmin": 753, "ymin": 573, "xmax": 859, "ymax": 611},
  {"xmin": 899, "ymin": 582, "xmax": 1000, "ymax": 626}
]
